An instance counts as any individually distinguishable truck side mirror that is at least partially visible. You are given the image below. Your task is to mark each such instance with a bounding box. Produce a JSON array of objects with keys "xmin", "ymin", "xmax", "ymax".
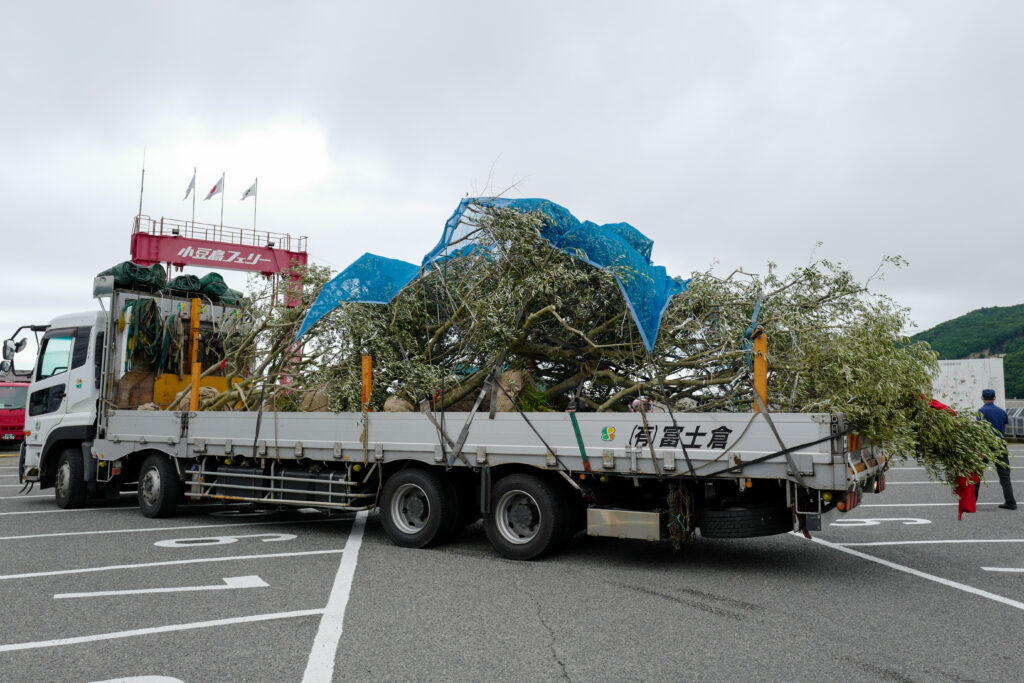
[
  {"xmin": 2, "ymin": 339, "xmax": 14, "ymax": 360},
  {"xmin": 0, "ymin": 360, "xmax": 10, "ymax": 375}
]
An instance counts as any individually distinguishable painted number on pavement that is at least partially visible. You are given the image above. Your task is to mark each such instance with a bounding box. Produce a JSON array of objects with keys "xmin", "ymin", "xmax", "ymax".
[
  {"xmin": 830, "ymin": 517, "xmax": 931, "ymax": 527},
  {"xmin": 154, "ymin": 532, "xmax": 296, "ymax": 548}
]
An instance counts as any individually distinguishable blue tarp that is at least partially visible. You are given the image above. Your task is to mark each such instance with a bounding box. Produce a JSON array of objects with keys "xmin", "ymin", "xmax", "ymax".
[
  {"xmin": 297, "ymin": 198, "xmax": 688, "ymax": 350},
  {"xmin": 295, "ymin": 253, "xmax": 420, "ymax": 339}
]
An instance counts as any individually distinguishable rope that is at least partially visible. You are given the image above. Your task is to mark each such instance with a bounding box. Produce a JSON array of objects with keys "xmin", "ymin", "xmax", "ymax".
[
  {"xmin": 493, "ymin": 377, "xmax": 569, "ymax": 471},
  {"xmin": 740, "ymin": 295, "xmax": 764, "ymax": 370},
  {"xmin": 156, "ymin": 313, "xmax": 186, "ymax": 377},
  {"xmin": 703, "ymin": 427, "xmax": 850, "ymax": 478},
  {"xmin": 122, "ymin": 298, "xmax": 162, "ymax": 372},
  {"xmin": 647, "ymin": 352, "xmax": 697, "ymax": 477},
  {"xmin": 666, "ymin": 485, "xmax": 692, "ymax": 548}
]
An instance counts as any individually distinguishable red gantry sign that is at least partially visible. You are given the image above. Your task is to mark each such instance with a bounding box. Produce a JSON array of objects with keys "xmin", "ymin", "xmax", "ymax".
[{"xmin": 130, "ymin": 216, "xmax": 308, "ymax": 275}]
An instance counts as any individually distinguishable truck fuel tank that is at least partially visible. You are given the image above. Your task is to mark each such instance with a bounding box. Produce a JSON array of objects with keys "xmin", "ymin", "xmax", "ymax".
[{"xmin": 586, "ymin": 508, "xmax": 666, "ymax": 541}]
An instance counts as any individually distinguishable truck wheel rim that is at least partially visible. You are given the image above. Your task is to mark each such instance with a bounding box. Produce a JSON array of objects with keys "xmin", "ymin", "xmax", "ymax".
[
  {"xmin": 56, "ymin": 461, "xmax": 70, "ymax": 498},
  {"xmin": 391, "ymin": 482, "xmax": 429, "ymax": 535},
  {"xmin": 141, "ymin": 468, "xmax": 161, "ymax": 506},
  {"xmin": 495, "ymin": 490, "xmax": 540, "ymax": 545}
]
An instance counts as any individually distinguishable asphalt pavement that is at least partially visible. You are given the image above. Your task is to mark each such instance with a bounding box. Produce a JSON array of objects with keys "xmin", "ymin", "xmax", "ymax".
[{"xmin": 0, "ymin": 447, "xmax": 1022, "ymax": 682}]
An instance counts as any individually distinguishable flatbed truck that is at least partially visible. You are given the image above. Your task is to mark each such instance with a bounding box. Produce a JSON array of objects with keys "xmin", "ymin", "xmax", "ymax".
[{"xmin": 8, "ymin": 279, "xmax": 888, "ymax": 559}]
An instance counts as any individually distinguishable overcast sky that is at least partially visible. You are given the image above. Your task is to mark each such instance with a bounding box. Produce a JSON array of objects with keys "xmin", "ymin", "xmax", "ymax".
[{"xmin": 3, "ymin": 1, "xmax": 1022, "ymax": 356}]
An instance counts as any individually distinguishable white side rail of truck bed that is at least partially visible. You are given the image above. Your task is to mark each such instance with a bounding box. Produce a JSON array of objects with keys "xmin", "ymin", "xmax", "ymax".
[{"xmin": 95, "ymin": 409, "xmax": 868, "ymax": 491}]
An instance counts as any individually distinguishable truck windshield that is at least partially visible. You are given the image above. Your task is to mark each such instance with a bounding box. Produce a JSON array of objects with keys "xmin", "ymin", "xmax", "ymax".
[{"xmin": 0, "ymin": 386, "xmax": 27, "ymax": 410}]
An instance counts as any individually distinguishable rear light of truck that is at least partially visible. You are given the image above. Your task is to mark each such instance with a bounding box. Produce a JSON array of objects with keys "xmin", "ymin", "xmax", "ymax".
[
  {"xmin": 873, "ymin": 474, "xmax": 886, "ymax": 493},
  {"xmin": 836, "ymin": 489, "xmax": 860, "ymax": 512}
]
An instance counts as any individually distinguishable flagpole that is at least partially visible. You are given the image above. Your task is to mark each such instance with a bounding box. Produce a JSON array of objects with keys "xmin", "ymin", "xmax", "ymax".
[
  {"xmin": 219, "ymin": 172, "xmax": 225, "ymax": 235},
  {"xmin": 137, "ymin": 146, "xmax": 146, "ymax": 220},
  {"xmin": 253, "ymin": 178, "xmax": 258, "ymax": 231},
  {"xmin": 191, "ymin": 166, "xmax": 196, "ymax": 228}
]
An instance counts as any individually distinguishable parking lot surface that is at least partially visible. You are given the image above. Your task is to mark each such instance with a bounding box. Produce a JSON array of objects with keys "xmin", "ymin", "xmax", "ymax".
[{"xmin": 1, "ymin": 447, "xmax": 1023, "ymax": 682}]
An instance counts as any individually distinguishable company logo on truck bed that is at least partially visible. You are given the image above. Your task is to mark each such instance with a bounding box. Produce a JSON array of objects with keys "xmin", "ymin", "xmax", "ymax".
[{"xmin": 628, "ymin": 424, "xmax": 734, "ymax": 449}]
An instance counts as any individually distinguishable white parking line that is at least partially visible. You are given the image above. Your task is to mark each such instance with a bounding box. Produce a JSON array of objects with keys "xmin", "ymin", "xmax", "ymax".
[
  {"xmin": 0, "ymin": 548, "xmax": 344, "ymax": 581},
  {"xmin": 0, "ymin": 494, "xmax": 50, "ymax": 500},
  {"xmin": 0, "ymin": 517, "xmax": 345, "ymax": 542},
  {"xmin": 303, "ymin": 510, "xmax": 368, "ymax": 683},
  {"xmin": 55, "ymin": 575, "xmax": 269, "ymax": 599},
  {"xmin": 841, "ymin": 539, "xmax": 1024, "ymax": 547},
  {"xmin": 982, "ymin": 567, "xmax": 1024, "ymax": 573},
  {"xmin": 0, "ymin": 608, "xmax": 324, "ymax": 653},
  {"xmin": 806, "ymin": 536, "xmax": 1024, "ymax": 611},
  {"xmin": 0, "ymin": 507, "xmax": 136, "ymax": 516}
]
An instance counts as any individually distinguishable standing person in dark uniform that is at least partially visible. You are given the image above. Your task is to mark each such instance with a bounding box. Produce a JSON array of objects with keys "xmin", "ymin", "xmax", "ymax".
[{"xmin": 975, "ymin": 388, "xmax": 1016, "ymax": 510}]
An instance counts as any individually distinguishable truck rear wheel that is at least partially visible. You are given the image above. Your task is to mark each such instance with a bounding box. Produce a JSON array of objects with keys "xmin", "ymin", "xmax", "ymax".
[
  {"xmin": 380, "ymin": 468, "xmax": 460, "ymax": 548},
  {"xmin": 54, "ymin": 448, "xmax": 87, "ymax": 509},
  {"xmin": 696, "ymin": 506, "xmax": 793, "ymax": 538},
  {"xmin": 484, "ymin": 473, "xmax": 569, "ymax": 560},
  {"xmin": 138, "ymin": 454, "xmax": 182, "ymax": 518}
]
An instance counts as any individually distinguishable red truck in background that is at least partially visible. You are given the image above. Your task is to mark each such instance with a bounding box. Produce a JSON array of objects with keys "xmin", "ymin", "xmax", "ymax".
[
  {"xmin": 0, "ymin": 380, "xmax": 28, "ymax": 449},
  {"xmin": 1, "ymin": 325, "xmax": 48, "ymax": 451}
]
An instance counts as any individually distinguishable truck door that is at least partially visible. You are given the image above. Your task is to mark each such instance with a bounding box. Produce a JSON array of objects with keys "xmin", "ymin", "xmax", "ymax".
[
  {"xmin": 62, "ymin": 326, "xmax": 96, "ymax": 423},
  {"xmin": 25, "ymin": 328, "xmax": 76, "ymax": 452}
]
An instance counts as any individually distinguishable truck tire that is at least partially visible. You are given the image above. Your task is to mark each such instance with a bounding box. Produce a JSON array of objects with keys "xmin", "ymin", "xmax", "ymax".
[
  {"xmin": 696, "ymin": 506, "xmax": 793, "ymax": 538},
  {"xmin": 54, "ymin": 448, "xmax": 87, "ymax": 509},
  {"xmin": 380, "ymin": 468, "xmax": 460, "ymax": 548},
  {"xmin": 484, "ymin": 473, "xmax": 569, "ymax": 560},
  {"xmin": 138, "ymin": 454, "xmax": 182, "ymax": 518}
]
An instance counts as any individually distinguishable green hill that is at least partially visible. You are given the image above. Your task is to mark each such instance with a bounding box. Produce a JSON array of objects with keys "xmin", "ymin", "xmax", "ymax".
[{"xmin": 911, "ymin": 303, "xmax": 1024, "ymax": 399}]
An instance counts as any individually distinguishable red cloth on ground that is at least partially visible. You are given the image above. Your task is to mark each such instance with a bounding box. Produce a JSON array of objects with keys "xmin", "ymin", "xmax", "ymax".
[{"xmin": 954, "ymin": 474, "xmax": 980, "ymax": 519}]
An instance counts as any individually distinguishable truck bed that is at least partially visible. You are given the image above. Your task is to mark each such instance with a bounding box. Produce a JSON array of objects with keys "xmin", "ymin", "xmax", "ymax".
[{"xmin": 95, "ymin": 409, "xmax": 877, "ymax": 491}]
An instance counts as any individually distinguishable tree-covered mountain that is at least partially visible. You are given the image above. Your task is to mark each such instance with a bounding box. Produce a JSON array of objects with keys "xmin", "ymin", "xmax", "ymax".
[{"xmin": 911, "ymin": 303, "xmax": 1024, "ymax": 399}]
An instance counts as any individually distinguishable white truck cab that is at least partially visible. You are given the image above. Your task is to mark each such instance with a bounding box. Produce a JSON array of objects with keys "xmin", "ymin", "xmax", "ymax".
[{"xmin": 21, "ymin": 311, "xmax": 106, "ymax": 503}]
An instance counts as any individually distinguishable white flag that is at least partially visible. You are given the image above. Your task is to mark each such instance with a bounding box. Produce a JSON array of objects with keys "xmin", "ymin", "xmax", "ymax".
[
  {"xmin": 204, "ymin": 174, "xmax": 224, "ymax": 201},
  {"xmin": 241, "ymin": 180, "xmax": 257, "ymax": 201},
  {"xmin": 182, "ymin": 169, "xmax": 196, "ymax": 200}
]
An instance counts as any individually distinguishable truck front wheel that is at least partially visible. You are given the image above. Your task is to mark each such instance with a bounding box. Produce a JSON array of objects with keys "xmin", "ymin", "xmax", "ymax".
[
  {"xmin": 54, "ymin": 448, "xmax": 87, "ymax": 509},
  {"xmin": 380, "ymin": 468, "xmax": 460, "ymax": 548},
  {"xmin": 484, "ymin": 473, "xmax": 569, "ymax": 561},
  {"xmin": 138, "ymin": 454, "xmax": 182, "ymax": 518}
]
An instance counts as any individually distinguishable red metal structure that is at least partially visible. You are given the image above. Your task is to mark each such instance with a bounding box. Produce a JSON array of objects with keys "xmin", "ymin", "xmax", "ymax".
[{"xmin": 130, "ymin": 216, "xmax": 308, "ymax": 276}]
